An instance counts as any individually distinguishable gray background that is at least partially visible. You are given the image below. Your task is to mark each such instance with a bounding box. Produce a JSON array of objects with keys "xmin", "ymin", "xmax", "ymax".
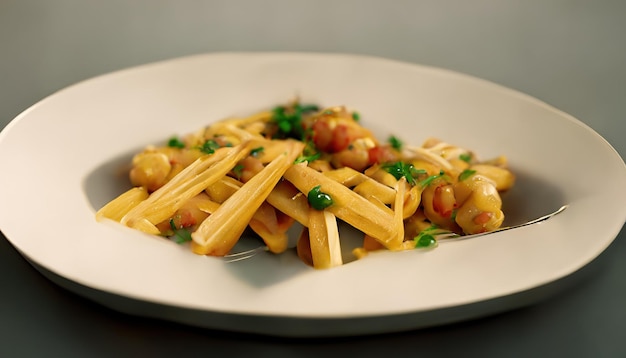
[{"xmin": 1, "ymin": 1, "xmax": 624, "ymax": 357}]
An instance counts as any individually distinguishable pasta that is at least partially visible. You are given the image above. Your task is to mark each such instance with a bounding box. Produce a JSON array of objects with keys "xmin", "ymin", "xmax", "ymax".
[{"xmin": 96, "ymin": 100, "xmax": 515, "ymax": 269}]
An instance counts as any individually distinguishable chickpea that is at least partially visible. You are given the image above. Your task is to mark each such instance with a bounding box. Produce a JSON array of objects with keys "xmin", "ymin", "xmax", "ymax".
[{"xmin": 129, "ymin": 152, "xmax": 172, "ymax": 192}]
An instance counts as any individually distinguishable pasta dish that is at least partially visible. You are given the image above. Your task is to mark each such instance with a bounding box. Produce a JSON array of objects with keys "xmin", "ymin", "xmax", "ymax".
[{"xmin": 96, "ymin": 101, "xmax": 515, "ymax": 269}]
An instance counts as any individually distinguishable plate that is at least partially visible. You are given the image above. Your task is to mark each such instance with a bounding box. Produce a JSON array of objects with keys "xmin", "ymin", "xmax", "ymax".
[{"xmin": 1, "ymin": 52, "xmax": 624, "ymax": 337}]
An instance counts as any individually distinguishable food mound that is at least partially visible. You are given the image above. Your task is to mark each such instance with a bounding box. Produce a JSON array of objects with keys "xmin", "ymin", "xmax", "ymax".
[{"xmin": 96, "ymin": 101, "xmax": 515, "ymax": 269}]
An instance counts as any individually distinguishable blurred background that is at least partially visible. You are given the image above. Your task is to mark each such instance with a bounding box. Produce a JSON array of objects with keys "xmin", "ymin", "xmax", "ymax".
[
  {"xmin": 1, "ymin": 1, "xmax": 625, "ymax": 357},
  {"xmin": 2, "ymin": 0, "xmax": 625, "ymax": 158}
]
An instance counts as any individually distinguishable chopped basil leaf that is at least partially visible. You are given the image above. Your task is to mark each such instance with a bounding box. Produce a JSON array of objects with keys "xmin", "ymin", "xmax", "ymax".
[
  {"xmin": 382, "ymin": 162, "xmax": 427, "ymax": 186},
  {"xmin": 418, "ymin": 170, "xmax": 446, "ymax": 188},
  {"xmin": 458, "ymin": 169, "xmax": 477, "ymax": 181},
  {"xmin": 199, "ymin": 139, "xmax": 220, "ymax": 154},
  {"xmin": 232, "ymin": 164, "xmax": 244, "ymax": 179},
  {"xmin": 459, "ymin": 153, "xmax": 472, "ymax": 163},
  {"xmin": 169, "ymin": 219, "xmax": 192, "ymax": 244},
  {"xmin": 295, "ymin": 152, "xmax": 321, "ymax": 164},
  {"xmin": 250, "ymin": 147, "xmax": 265, "ymax": 157},
  {"xmin": 272, "ymin": 103, "xmax": 319, "ymax": 140},
  {"xmin": 167, "ymin": 136, "xmax": 185, "ymax": 149},
  {"xmin": 299, "ymin": 104, "xmax": 320, "ymax": 113},
  {"xmin": 388, "ymin": 135, "xmax": 403, "ymax": 150},
  {"xmin": 295, "ymin": 139, "xmax": 321, "ymax": 163},
  {"xmin": 352, "ymin": 111, "xmax": 360, "ymax": 121}
]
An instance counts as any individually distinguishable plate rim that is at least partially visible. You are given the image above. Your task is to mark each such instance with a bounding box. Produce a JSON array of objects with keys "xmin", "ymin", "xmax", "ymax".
[{"xmin": 1, "ymin": 51, "xmax": 624, "ymax": 336}]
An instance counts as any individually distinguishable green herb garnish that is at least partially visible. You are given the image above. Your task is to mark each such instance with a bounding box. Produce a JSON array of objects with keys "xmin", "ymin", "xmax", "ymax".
[
  {"xmin": 250, "ymin": 147, "xmax": 264, "ymax": 157},
  {"xmin": 272, "ymin": 103, "xmax": 319, "ymax": 140},
  {"xmin": 295, "ymin": 152, "xmax": 321, "ymax": 164},
  {"xmin": 169, "ymin": 219, "xmax": 192, "ymax": 244},
  {"xmin": 232, "ymin": 164, "xmax": 244, "ymax": 179},
  {"xmin": 167, "ymin": 136, "xmax": 185, "ymax": 149},
  {"xmin": 198, "ymin": 139, "xmax": 220, "ymax": 154},
  {"xmin": 352, "ymin": 111, "xmax": 360, "ymax": 121},
  {"xmin": 418, "ymin": 170, "xmax": 446, "ymax": 188},
  {"xmin": 382, "ymin": 162, "xmax": 427, "ymax": 186},
  {"xmin": 295, "ymin": 139, "xmax": 321, "ymax": 164},
  {"xmin": 458, "ymin": 169, "xmax": 477, "ymax": 181},
  {"xmin": 459, "ymin": 153, "xmax": 472, "ymax": 163},
  {"xmin": 388, "ymin": 135, "xmax": 403, "ymax": 150},
  {"xmin": 307, "ymin": 185, "xmax": 334, "ymax": 210}
]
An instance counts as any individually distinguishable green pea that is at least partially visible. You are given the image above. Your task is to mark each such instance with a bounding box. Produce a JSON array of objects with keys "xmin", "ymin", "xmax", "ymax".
[
  {"xmin": 307, "ymin": 185, "xmax": 334, "ymax": 210},
  {"xmin": 415, "ymin": 234, "xmax": 437, "ymax": 248}
]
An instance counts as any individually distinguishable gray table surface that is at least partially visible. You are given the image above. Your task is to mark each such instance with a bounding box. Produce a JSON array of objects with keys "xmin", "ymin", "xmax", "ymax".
[{"xmin": 1, "ymin": 1, "xmax": 625, "ymax": 357}]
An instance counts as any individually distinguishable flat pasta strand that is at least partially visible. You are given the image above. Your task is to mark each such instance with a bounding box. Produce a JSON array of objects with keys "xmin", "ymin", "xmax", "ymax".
[
  {"xmin": 284, "ymin": 162, "xmax": 400, "ymax": 249},
  {"xmin": 191, "ymin": 140, "xmax": 305, "ymax": 255}
]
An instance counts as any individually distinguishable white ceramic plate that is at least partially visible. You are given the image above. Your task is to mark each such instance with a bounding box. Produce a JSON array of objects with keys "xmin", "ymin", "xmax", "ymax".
[{"xmin": 1, "ymin": 53, "xmax": 624, "ymax": 337}]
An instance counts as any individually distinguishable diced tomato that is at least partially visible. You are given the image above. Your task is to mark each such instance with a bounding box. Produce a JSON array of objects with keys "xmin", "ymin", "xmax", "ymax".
[
  {"xmin": 330, "ymin": 124, "xmax": 352, "ymax": 152},
  {"xmin": 312, "ymin": 120, "xmax": 333, "ymax": 152},
  {"xmin": 312, "ymin": 120, "xmax": 363, "ymax": 154},
  {"xmin": 473, "ymin": 211, "xmax": 493, "ymax": 225},
  {"xmin": 239, "ymin": 156, "xmax": 264, "ymax": 182},
  {"xmin": 175, "ymin": 210, "xmax": 197, "ymax": 228},
  {"xmin": 368, "ymin": 145, "xmax": 398, "ymax": 165}
]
